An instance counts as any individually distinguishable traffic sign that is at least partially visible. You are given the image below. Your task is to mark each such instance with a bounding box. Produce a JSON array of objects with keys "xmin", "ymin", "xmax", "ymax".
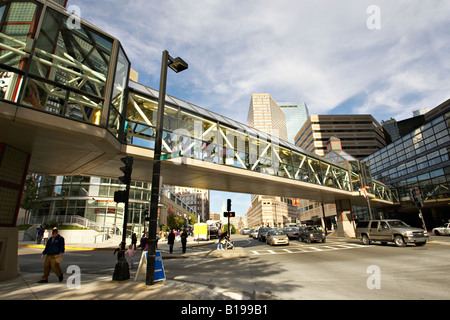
[
  {"xmin": 134, "ymin": 250, "xmax": 165, "ymax": 282},
  {"xmin": 160, "ymin": 151, "xmax": 182, "ymax": 161}
]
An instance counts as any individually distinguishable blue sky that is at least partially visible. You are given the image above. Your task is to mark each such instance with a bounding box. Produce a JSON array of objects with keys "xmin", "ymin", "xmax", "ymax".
[{"xmin": 71, "ymin": 0, "xmax": 450, "ymax": 216}]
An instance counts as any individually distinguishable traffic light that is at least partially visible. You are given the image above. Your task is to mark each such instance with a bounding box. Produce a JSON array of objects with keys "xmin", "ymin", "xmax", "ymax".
[
  {"xmin": 114, "ymin": 190, "xmax": 128, "ymax": 203},
  {"xmin": 223, "ymin": 212, "xmax": 235, "ymax": 217},
  {"xmin": 410, "ymin": 187, "xmax": 424, "ymax": 208},
  {"xmin": 143, "ymin": 209, "xmax": 150, "ymax": 221},
  {"xmin": 119, "ymin": 156, "xmax": 133, "ymax": 186},
  {"xmin": 415, "ymin": 187, "xmax": 422, "ymax": 202},
  {"xmin": 227, "ymin": 199, "xmax": 232, "ymax": 212}
]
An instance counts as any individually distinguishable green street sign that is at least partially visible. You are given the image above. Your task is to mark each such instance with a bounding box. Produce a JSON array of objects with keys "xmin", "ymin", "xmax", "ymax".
[{"xmin": 160, "ymin": 151, "xmax": 182, "ymax": 161}]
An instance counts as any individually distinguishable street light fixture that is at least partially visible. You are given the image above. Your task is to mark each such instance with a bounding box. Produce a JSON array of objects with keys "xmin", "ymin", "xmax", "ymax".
[{"xmin": 146, "ymin": 50, "xmax": 188, "ymax": 286}]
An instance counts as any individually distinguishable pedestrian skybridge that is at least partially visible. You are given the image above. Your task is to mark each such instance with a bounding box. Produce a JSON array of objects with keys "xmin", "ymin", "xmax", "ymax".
[{"xmin": 0, "ymin": 0, "xmax": 399, "ymax": 208}]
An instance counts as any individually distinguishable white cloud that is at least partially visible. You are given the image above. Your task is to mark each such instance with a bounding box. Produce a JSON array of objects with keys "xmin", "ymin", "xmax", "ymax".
[{"xmin": 74, "ymin": 0, "xmax": 450, "ymax": 123}]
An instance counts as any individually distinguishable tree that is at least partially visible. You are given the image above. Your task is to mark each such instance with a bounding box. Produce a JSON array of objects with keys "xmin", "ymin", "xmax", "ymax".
[
  {"xmin": 20, "ymin": 176, "xmax": 43, "ymax": 224},
  {"xmin": 223, "ymin": 223, "xmax": 236, "ymax": 234},
  {"xmin": 167, "ymin": 214, "xmax": 185, "ymax": 230},
  {"xmin": 188, "ymin": 213, "xmax": 198, "ymax": 225}
]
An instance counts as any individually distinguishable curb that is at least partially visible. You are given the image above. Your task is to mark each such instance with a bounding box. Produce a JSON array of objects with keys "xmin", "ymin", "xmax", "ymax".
[{"xmin": 19, "ymin": 244, "xmax": 117, "ymax": 251}]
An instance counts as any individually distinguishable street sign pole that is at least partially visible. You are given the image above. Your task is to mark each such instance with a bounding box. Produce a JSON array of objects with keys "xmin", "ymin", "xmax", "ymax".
[{"xmin": 228, "ymin": 212, "xmax": 230, "ymax": 239}]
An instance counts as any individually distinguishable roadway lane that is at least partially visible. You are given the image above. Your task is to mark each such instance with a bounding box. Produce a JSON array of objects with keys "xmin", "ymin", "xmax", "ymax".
[{"xmin": 165, "ymin": 234, "xmax": 450, "ymax": 300}]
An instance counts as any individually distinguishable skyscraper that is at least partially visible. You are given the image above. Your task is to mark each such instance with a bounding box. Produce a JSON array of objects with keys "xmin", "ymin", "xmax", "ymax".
[
  {"xmin": 247, "ymin": 93, "xmax": 288, "ymax": 141},
  {"xmin": 278, "ymin": 102, "xmax": 309, "ymax": 144},
  {"xmin": 246, "ymin": 93, "xmax": 297, "ymax": 227},
  {"xmin": 294, "ymin": 114, "xmax": 386, "ymax": 160}
]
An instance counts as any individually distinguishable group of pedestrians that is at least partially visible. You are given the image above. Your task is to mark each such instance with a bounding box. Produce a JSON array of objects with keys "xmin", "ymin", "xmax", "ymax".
[
  {"xmin": 35, "ymin": 227, "xmax": 192, "ymax": 284},
  {"xmin": 167, "ymin": 229, "xmax": 188, "ymax": 254}
]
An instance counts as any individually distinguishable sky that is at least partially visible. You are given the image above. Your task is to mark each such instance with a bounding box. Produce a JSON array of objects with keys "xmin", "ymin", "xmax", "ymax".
[{"xmin": 71, "ymin": 0, "xmax": 450, "ymax": 216}]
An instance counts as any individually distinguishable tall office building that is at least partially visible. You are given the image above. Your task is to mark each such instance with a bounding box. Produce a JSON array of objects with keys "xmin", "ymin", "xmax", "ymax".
[
  {"xmin": 295, "ymin": 114, "xmax": 386, "ymax": 160},
  {"xmin": 247, "ymin": 94, "xmax": 288, "ymax": 141},
  {"xmin": 278, "ymin": 102, "xmax": 309, "ymax": 144},
  {"xmin": 246, "ymin": 94, "xmax": 297, "ymax": 227}
]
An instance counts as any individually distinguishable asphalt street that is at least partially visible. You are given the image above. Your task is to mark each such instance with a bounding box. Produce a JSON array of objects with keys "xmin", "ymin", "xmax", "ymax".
[{"xmin": 165, "ymin": 234, "xmax": 450, "ymax": 300}]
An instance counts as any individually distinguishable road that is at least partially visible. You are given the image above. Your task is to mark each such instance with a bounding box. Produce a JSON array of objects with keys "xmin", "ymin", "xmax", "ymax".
[
  {"xmin": 17, "ymin": 234, "xmax": 450, "ymax": 300},
  {"xmin": 164, "ymin": 234, "xmax": 450, "ymax": 300}
]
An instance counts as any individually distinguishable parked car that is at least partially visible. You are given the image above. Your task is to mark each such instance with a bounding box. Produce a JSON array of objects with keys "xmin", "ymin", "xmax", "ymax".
[
  {"xmin": 432, "ymin": 223, "xmax": 450, "ymax": 236},
  {"xmin": 356, "ymin": 219, "xmax": 429, "ymax": 247},
  {"xmin": 250, "ymin": 229, "xmax": 259, "ymax": 239},
  {"xmin": 240, "ymin": 228, "xmax": 251, "ymax": 235},
  {"xmin": 283, "ymin": 227, "xmax": 299, "ymax": 239},
  {"xmin": 299, "ymin": 226, "xmax": 326, "ymax": 243},
  {"xmin": 266, "ymin": 230, "xmax": 289, "ymax": 246},
  {"xmin": 258, "ymin": 227, "xmax": 272, "ymax": 242}
]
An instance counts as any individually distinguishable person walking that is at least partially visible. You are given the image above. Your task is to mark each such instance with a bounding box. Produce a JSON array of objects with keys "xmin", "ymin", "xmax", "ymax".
[
  {"xmin": 139, "ymin": 231, "xmax": 149, "ymax": 251},
  {"xmin": 113, "ymin": 243, "xmax": 124, "ymax": 261},
  {"xmin": 36, "ymin": 225, "xmax": 44, "ymax": 244},
  {"xmin": 167, "ymin": 229, "xmax": 175, "ymax": 253},
  {"xmin": 131, "ymin": 233, "xmax": 137, "ymax": 250},
  {"xmin": 38, "ymin": 229, "xmax": 65, "ymax": 283},
  {"xmin": 42, "ymin": 229, "xmax": 49, "ymax": 245},
  {"xmin": 180, "ymin": 229, "xmax": 188, "ymax": 254},
  {"xmin": 125, "ymin": 244, "xmax": 136, "ymax": 268}
]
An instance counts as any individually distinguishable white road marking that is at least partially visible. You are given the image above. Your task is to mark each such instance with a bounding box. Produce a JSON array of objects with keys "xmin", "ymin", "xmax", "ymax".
[{"xmin": 250, "ymin": 242, "xmax": 370, "ymax": 256}]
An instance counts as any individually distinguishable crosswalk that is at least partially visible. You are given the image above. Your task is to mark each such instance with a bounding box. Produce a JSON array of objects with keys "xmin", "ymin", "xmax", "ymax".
[{"xmin": 250, "ymin": 241, "xmax": 367, "ymax": 256}]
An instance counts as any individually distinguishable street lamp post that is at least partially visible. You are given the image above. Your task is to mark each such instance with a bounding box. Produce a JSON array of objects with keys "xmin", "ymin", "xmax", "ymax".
[{"xmin": 146, "ymin": 50, "xmax": 188, "ymax": 286}]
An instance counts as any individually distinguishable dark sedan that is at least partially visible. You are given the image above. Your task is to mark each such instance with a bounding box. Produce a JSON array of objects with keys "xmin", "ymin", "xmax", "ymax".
[{"xmin": 299, "ymin": 226, "xmax": 326, "ymax": 243}]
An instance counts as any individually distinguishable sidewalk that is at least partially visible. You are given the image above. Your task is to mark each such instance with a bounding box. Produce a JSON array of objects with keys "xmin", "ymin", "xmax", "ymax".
[{"xmin": 1, "ymin": 236, "xmax": 236, "ymax": 300}]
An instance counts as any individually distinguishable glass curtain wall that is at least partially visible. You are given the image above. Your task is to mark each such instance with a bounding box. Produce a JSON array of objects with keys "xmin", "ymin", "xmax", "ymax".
[
  {"xmin": 0, "ymin": 0, "xmax": 126, "ymax": 131},
  {"xmin": 33, "ymin": 175, "xmax": 151, "ymax": 231},
  {"xmin": 365, "ymin": 111, "xmax": 450, "ymax": 204}
]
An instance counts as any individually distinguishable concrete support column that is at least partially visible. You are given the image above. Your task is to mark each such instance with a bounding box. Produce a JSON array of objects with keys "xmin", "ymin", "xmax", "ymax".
[
  {"xmin": 0, "ymin": 142, "xmax": 30, "ymax": 281},
  {"xmin": 335, "ymin": 199, "xmax": 356, "ymax": 238}
]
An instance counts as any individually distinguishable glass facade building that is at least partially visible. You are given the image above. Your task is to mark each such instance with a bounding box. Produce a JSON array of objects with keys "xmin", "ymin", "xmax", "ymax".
[
  {"xmin": 279, "ymin": 101, "xmax": 309, "ymax": 145},
  {"xmin": 0, "ymin": 0, "xmax": 128, "ymax": 137},
  {"xmin": 31, "ymin": 175, "xmax": 151, "ymax": 231},
  {"xmin": 27, "ymin": 174, "xmax": 197, "ymax": 232},
  {"xmin": 363, "ymin": 103, "xmax": 450, "ymax": 227}
]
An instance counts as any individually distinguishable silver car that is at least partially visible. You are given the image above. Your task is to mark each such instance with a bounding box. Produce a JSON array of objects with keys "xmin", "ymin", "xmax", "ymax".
[
  {"xmin": 283, "ymin": 227, "xmax": 299, "ymax": 239},
  {"xmin": 250, "ymin": 229, "xmax": 259, "ymax": 239},
  {"xmin": 266, "ymin": 230, "xmax": 289, "ymax": 246}
]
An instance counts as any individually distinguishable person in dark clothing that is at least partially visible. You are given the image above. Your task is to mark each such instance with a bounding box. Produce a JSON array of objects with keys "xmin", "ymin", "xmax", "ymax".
[
  {"xmin": 131, "ymin": 233, "xmax": 137, "ymax": 250},
  {"xmin": 180, "ymin": 229, "xmax": 188, "ymax": 254},
  {"xmin": 113, "ymin": 243, "xmax": 124, "ymax": 261},
  {"xmin": 167, "ymin": 229, "xmax": 175, "ymax": 253},
  {"xmin": 36, "ymin": 225, "xmax": 44, "ymax": 244},
  {"xmin": 38, "ymin": 229, "xmax": 65, "ymax": 283},
  {"xmin": 139, "ymin": 232, "xmax": 149, "ymax": 251}
]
